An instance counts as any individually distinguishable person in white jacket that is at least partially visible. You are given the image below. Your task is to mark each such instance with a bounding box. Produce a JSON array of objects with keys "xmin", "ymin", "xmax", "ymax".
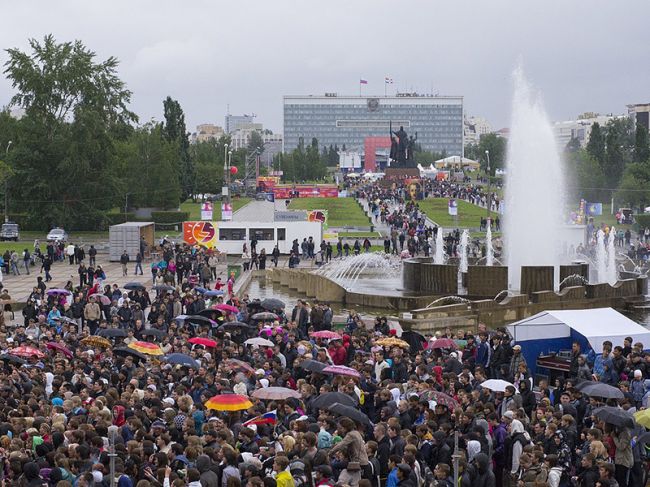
[{"xmin": 509, "ymin": 419, "xmax": 531, "ymax": 476}]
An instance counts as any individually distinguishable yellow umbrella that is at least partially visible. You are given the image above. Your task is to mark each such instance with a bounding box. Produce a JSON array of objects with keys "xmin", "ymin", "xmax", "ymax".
[
  {"xmin": 376, "ymin": 337, "xmax": 410, "ymax": 349},
  {"xmin": 634, "ymin": 409, "xmax": 650, "ymax": 429},
  {"xmin": 128, "ymin": 341, "xmax": 164, "ymax": 356},
  {"xmin": 81, "ymin": 336, "xmax": 112, "ymax": 348}
]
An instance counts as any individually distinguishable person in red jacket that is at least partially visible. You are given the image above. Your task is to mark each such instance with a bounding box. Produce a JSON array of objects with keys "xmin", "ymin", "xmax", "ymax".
[{"xmin": 328, "ymin": 340, "xmax": 347, "ymax": 365}]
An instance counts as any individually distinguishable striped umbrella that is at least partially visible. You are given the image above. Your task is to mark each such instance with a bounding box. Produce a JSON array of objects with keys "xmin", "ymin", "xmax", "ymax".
[
  {"xmin": 204, "ymin": 394, "xmax": 253, "ymax": 411},
  {"xmin": 128, "ymin": 341, "xmax": 164, "ymax": 356}
]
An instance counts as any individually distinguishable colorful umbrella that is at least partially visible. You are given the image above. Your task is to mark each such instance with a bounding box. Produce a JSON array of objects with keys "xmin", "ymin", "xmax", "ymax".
[
  {"xmin": 90, "ymin": 294, "xmax": 111, "ymax": 305},
  {"xmin": 225, "ymin": 359, "xmax": 256, "ymax": 375},
  {"xmin": 46, "ymin": 342, "xmax": 73, "ymax": 359},
  {"xmin": 81, "ymin": 336, "xmax": 112, "ymax": 348},
  {"xmin": 47, "ymin": 288, "xmax": 71, "ymax": 296},
  {"xmin": 128, "ymin": 341, "xmax": 164, "ymax": 356},
  {"xmin": 9, "ymin": 346, "xmax": 45, "ymax": 359},
  {"xmin": 429, "ymin": 338, "xmax": 458, "ymax": 350},
  {"xmin": 311, "ymin": 330, "xmax": 342, "ymax": 340},
  {"xmin": 322, "ymin": 365, "xmax": 361, "ymax": 378},
  {"xmin": 204, "ymin": 394, "xmax": 253, "ymax": 411},
  {"xmin": 244, "ymin": 337, "xmax": 274, "ymax": 347},
  {"xmin": 215, "ymin": 304, "xmax": 239, "ymax": 314},
  {"xmin": 422, "ymin": 390, "xmax": 460, "ymax": 410},
  {"xmin": 188, "ymin": 337, "xmax": 218, "ymax": 348},
  {"xmin": 251, "ymin": 387, "xmax": 302, "ymax": 401}
]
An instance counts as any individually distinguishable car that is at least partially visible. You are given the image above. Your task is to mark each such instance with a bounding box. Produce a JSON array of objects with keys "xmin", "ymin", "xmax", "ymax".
[
  {"xmin": 47, "ymin": 228, "xmax": 68, "ymax": 242},
  {"xmin": 0, "ymin": 223, "xmax": 19, "ymax": 241}
]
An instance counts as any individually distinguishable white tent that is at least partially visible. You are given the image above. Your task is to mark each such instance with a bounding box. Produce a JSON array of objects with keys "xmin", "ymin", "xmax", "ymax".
[
  {"xmin": 434, "ymin": 156, "xmax": 481, "ymax": 170},
  {"xmin": 507, "ymin": 307, "xmax": 650, "ymax": 374}
]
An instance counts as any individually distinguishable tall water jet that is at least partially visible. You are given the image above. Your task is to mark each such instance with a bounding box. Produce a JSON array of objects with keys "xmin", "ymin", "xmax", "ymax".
[
  {"xmin": 606, "ymin": 226, "xmax": 617, "ymax": 285},
  {"xmin": 504, "ymin": 67, "xmax": 568, "ymax": 288},
  {"xmin": 434, "ymin": 227, "xmax": 446, "ymax": 264},
  {"xmin": 486, "ymin": 223, "xmax": 494, "ymax": 266},
  {"xmin": 459, "ymin": 229, "xmax": 470, "ymax": 273},
  {"xmin": 596, "ymin": 229, "xmax": 607, "ymax": 283}
]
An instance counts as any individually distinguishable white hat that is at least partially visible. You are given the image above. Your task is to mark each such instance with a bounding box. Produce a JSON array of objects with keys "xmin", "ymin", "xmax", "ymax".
[
  {"xmin": 162, "ymin": 397, "xmax": 175, "ymax": 406},
  {"xmin": 255, "ymin": 368, "xmax": 265, "ymax": 376},
  {"xmin": 634, "ymin": 369, "xmax": 643, "ymax": 378},
  {"xmin": 259, "ymin": 378, "xmax": 269, "ymax": 388}
]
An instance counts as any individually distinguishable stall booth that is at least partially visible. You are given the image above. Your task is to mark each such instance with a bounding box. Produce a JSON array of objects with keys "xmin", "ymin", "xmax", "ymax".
[
  {"xmin": 109, "ymin": 222, "xmax": 155, "ymax": 261},
  {"xmin": 507, "ymin": 307, "xmax": 650, "ymax": 383}
]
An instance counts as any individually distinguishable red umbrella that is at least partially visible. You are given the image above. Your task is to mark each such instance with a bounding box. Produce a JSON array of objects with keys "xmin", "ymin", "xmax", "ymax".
[
  {"xmin": 188, "ymin": 337, "xmax": 218, "ymax": 348},
  {"xmin": 10, "ymin": 346, "xmax": 45, "ymax": 359},
  {"xmin": 225, "ymin": 359, "xmax": 255, "ymax": 375},
  {"xmin": 46, "ymin": 342, "xmax": 73, "ymax": 359},
  {"xmin": 215, "ymin": 304, "xmax": 239, "ymax": 314},
  {"xmin": 322, "ymin": 365, "xmax": 361, "ymax": 378},
  {"xmin": 310, "ymin": 330, "xmax": 342, "ymax": 340},
  {"xmin": 429, "ymin": 338, "xmax": 457, "ymax": 350}
]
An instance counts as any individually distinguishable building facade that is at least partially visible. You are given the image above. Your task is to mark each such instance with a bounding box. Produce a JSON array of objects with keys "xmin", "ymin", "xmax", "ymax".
[
  {"xmin": 225, "ymin": 114, "xmax": 255, "ymax": 134},
  {"xmin": 283, "ymin": 94, "xmax": 463, "ymax": 155},
  {"xmin": 192, "ymin": 123, "xmax": 225, "ymax": 143},
  {"xmin": 628, "ymin": 103, "xmax": 650, "ymax": 134},
  {"xmin": 553, "ymin": 113, "xmax": 620, "ymax": 149},
  {"xmin": 463, "ymin": 115, "xmax": 492, "ymax": 147}
]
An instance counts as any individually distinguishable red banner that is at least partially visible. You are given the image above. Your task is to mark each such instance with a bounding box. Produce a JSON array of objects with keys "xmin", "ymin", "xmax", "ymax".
[{"xmin": 272, "ymin": 185, "xmax": 338, "ymax": 199}]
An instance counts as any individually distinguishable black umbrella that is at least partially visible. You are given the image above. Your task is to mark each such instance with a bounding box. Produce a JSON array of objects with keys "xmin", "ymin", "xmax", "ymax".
[
  {"xmin": 298, "ymin": 359, "xmax": 328, "ymax": 373},
  {"xmin": 0, "ymin": 354, "xmax": 26, "ymax": 365},
  {"xmin": 198, "ymin": 309, "xmax": 223, "ymax": 319},
  {"xmin": 252, "ymin": 312, "xmax": 278, "ymax": 321},
  {"xmin": 113, "ymin": 347, "xmax": 148, "ymax": 362},
  {"xmin": 97, "ymin": 329, "xmax": 128, "ymax": 338},
  {"xmin": 637, "ymin": 431, "xmax": 650, "ymax": 444},
  {"xmin": 141, "ymin": 329, "xmax": 166, "ymax": 340},
  {"xmin": 592, "ymin": 406, "xmax": 635, "ymax": 429},
  {"xmin": 328, "ymin": 402, "xmax": 372, "ymax": 427},
  {"xmin": 153, "ymin": 285, "xmax": 175, "ymax": 292},
  {"xmin": 401, "ymin": 331, "xmax": 426, "ymax": 353},
  {"xmin": 164, "ymin": 353, "xmax": 199, "ymax": 369},
  {"xmin": 186, "ymin": 315, "xmax": 216, "ymax": 326},
  {"xmin": 311, "ymin": 392, "xmax": 357, "ymax": 410},
  {"xmin": 260, "ymin": 298, "xmax": 285, "ymax": 311},
  {"xmin": 124, "ymin": 282, "xmax": 146, "ymax": 291},
  {"xmin": 218, "ymin": 322, "xmax": 256, "ymax": 333},
  {"xmin": 576, "ymin": 381, "xmax": 624, "ymax": 399}
]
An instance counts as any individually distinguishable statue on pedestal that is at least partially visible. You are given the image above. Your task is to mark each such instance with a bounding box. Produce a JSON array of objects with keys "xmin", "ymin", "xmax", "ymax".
[{"xmin": 389, "ymin": 122, "xmax": 417, "ymax": 168}]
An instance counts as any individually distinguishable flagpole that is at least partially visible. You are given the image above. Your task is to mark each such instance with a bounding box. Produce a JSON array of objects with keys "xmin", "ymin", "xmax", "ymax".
[
  {"xmin": 384, "ymin": 80, "xmax": 387, "ymax": 98},
  {"xmin": 359, "ymin": 78, "xmax": 361, "ymax": 97}
]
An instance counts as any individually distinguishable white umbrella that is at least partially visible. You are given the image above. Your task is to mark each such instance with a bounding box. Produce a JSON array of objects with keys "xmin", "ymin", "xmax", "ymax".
[
  {"xmin": 244, "ymin": 337, "xmax": 275, "ymax": 347},
  {"xmin": 479, "ymin": 379, "xmax": 515, "ymax": 393}
]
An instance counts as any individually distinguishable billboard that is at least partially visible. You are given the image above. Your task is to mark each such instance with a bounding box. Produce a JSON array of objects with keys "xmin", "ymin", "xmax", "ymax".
[
  {"xmin": 201, "ymin": 201, "xmax": 213, "ymax": 221},
  {"xmin": 272, "ymin": 185, "xmax": 338, "ymax": 199},
  {"xmin": 307, "ymin": 210, "xmax": 328, "ymax": 230},
  {"xmin": 183, "ymin": 221, "xmax": 218, "ymax": 248},
  {"xmin": 221, "ymin": 202, "xmax": 233, "ymax": 221}
]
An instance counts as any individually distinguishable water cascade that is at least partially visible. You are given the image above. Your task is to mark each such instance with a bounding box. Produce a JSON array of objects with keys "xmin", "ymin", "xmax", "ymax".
[
  {"xmin": 316, "ymin": 252, "xmax": 401, "ymax": 290},
  {"xmin": 434, "ymin": 227, "xmax": 446, "ymax": 264},
  {"xmin": 606, "ymin": 226, "xmax": 618, "ymax": 285},
  {"xmin": 459, "ymin": 229, "xmax": 470, "ymax": 273},
  {"xmin": 486, "ymin": 223, "xmax": 494, "ymax": 266},
  {"xmin": 504, "ymin": 67, "xmax": 568, "ymax": 288},
  {"xmin": 596, "ymin": 229, "xmax": 608, "ymax": 283}
]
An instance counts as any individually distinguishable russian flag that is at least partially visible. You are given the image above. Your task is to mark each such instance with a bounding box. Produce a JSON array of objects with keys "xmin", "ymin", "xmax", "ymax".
[
  {"xmin": 243, "ymin": 410, "xmax": 277, "ymax": 427},
  {"xmin": 360, "ymin": 79, "xmax": 368, "ymax": 85}
]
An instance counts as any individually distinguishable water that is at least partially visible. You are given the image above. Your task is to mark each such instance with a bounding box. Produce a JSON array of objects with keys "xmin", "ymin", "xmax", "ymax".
[
  {"xmin": 596, "ymin": 229, "xmax": 608, "ymax": 283},
  {"xmin": 606, "ymin": 227, "xmax": 618, "ymax": 285},
  {"xmin": 486, "ymin": 224, "xmax": 494, "ymax": 266},
  {"xmin": 434, "ymin": 227, "xmax": 446, "ymax": 264},
  {"xmin": 504, "ymin": 67, "xmax": 568, "ymax": 288},
  {"xmin": 316, "ymin": 252, "xmax": 402, "ymax": 291},
  {"xmin": 459, "ymin": 229, "xmax": 469, "ymax": 273}
]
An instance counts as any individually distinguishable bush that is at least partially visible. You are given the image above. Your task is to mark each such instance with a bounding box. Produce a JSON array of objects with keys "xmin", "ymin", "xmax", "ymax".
[
  {"xmin": 151, "ymin": 211, "xmax": 190, "ymax": 224},
  {"xmin": 635, "ymin": 214, "xmax": 650, "ymax": 229},
  {"xmin": 105, "ymin": 212, "xmax": 136, "ymax": 227}
]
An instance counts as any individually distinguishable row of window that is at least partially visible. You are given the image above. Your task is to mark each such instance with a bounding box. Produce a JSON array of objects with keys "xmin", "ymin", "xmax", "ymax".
[{"xmin": 219, "ymin": 228, "xmax": 285, "ymax": 241}]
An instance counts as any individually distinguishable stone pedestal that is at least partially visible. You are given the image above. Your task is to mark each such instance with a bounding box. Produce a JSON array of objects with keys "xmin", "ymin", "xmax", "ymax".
[
  {"xmin": 467, "ymin": 266, "xmax": 509, "ymax": 298},
  {"xmin": 520, "ymin": 266, "xmax": 554, "ymax": 296}
]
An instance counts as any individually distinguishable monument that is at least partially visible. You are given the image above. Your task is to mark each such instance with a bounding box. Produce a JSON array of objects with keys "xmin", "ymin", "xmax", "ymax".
[{"xmin": 385, "ymin": 122, "xmax": 420, "ymax": 180}]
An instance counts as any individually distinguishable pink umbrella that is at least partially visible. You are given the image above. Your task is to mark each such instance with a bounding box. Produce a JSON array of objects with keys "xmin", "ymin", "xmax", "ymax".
[
  {"xmin": 311, "ymin": 330, "xmax": 342, "ymax": 340},
  {"xmin": 215, "ymin": 304, "xmax": 239, "ymax": 314},
  {"xmin": 322, "ymin": 365, "xmax": 361, "ymax": 378},
  {"xmin": 251, "ymin": 387, "xmax": 302, "ymax": 401},
  {"xmin": 46, "ymin": 342, "xmax": 73, "ymax": 359},
  {"xmin": 89, "ymin": 294, "xmax": 111, "ymax": 305},
  {"xmin": 429, "ymin": 338, "xmax": 458, "ymax": 350}
]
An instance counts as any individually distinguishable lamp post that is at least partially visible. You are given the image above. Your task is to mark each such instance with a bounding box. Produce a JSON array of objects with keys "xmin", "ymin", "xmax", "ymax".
[
  {"xmin": 5, "ymin": 141, "xmax": 12, "ymax": 224},
  {"xmin": 223, "ymin": 143, "xmax": 229, "ymax": 209},
  {"xmin": 485, "ymin": 150, "xmax": 491, "ymax": 221},
  {"xmin": 108, "ymin": 425, "xmax": 118, "ymax": 487}
]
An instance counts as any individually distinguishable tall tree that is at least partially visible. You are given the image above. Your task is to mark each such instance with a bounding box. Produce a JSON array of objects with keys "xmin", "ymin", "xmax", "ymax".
[
  {"xmin": 247, "ymin": 130, "xmax": 265, "ymax": 154},
  {"xmin": 3, "ymin": 35, "xmax": 136, "ymax": 229},
  {"xmin": 477, "ymin": 133, "xmax": 506, "ymax": 175},
  {"xmin": 635, "ymin": 123, "xmax": 650, "ymax": 163},
  {"xmin": 617, "ymin": 159, "xmax": 650, "ymax": 210},
  {"xmin": 586, "ymin": 122, "xmax": 606, "ymax": 166},
  {"xmin": 603, "ymin": 117, "xmax": 633, "ymax": 185},
  {"xmin": 566, "ymin": 149, "xmax": 606, "ymax": 202},
  {"xmin": 162, "ymin": 96, "xmax": 193, "ymax": 201}
]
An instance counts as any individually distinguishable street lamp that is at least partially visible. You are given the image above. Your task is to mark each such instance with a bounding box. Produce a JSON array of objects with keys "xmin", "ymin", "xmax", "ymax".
[
  {"xmin": 222, "ymin": 143, "xmax": 229, "ymax": 209},
  {"xmin": 5, "ymin": 141, "xmax": 12, "ymax": 224},
  {"xmin": 485, "ymin": 150, "xmax": 491, "ymax": 221}
]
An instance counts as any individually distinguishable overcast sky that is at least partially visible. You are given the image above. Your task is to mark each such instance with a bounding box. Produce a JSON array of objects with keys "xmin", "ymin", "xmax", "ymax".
[{"xmin": 1, "ymin": 1, "xmax": 649, "ymax": 134}]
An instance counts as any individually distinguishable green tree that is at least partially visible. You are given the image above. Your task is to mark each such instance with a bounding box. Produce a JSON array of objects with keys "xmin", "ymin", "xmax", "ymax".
[
  {"xmin": 566, "ymin": 149, "xmax": 607, "ymax": 202},
  {"xmin": 117, "ymin": 123, "xmax": 180, "ymax": 209},
  {"xmin": 603, "ymin": 117, "xmax": 633, "ymax": 185},
  {"xmin": 477, "ymin": 133, "xmax": 506, "ymax": 175},
  {"xmin": 635, "ymin": 123, "xmax": 650, "ymax": 163},
  {"xmin": 190, "ymin": 136, "xmax": 229, "ymax": 196},
  {"xmin": 3, "ymin": 35, "xmax": 136, "ymax": 229},
  {"xmin": 162, "ymin": 96, "xmax": 193, "ymax": 201},
  {"xmin": 565, "ymin": 137, "xmax": 581, "ymax": 153},
  {"xmin": 586, "ymin": 122, "xmax": 606, "ymax": 165},
  {"xmin": 616, "ymin": 160, "xmax": 650, "ymax": 210},
  {"xmin": 247, "ymin": 130, "xmax": 264, "ymax": 154}
]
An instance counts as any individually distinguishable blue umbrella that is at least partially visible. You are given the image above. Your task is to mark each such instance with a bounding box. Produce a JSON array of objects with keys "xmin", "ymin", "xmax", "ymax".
[
  {"xmin": 205, "ymin": 290, "xmax": 224, "ymax": 298},
  {"xmin": 195, "ymin": 287, "xmax": 208, "ymax": 294},
  {"xmin": 164, "ymin": 353, "xmax": 199, "ymax": 369}
]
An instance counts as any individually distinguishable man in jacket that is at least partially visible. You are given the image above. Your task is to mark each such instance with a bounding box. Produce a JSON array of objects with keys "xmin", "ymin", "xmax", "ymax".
[
  {"xmin": 84, "ymin": 296, "xmax": 101, "ymax": 334},
  {"xmin": 120, "ymin": 250, "xmax": 130, "ymax": 276}
]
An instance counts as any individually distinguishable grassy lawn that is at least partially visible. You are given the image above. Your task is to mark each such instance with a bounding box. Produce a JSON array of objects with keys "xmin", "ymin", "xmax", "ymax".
[
  {"xmin": 338, "ymin": 231, "xmax": 382, "ymax": 238},
  {"xmin": 180, "ymin": 198, "xmax": 251, "ymax": 221},
  {"xmin": 418, "ymin": 198, "xmax": 496, "ymax": 229},
  {"xmin": 288, "ymin": 198, "xmax": 370, "ymax": 227}
]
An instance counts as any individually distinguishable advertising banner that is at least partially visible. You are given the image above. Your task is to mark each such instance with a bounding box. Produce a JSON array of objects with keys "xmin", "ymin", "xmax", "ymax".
[
  {"xmin": 200, "ymin": 201, "xmax": 213, "ymax": 221},
  {"xmin": 221, "ymin": 202, "xmax": 233, "ymax": 221},
  {"xmin": 272, "ymin": 185, "xmax": 338, "ymax": 199},
  {"xmin": 183, "ymin": 221, "xmax": 218, "ymax": 248},
  {"xmin": 307, "ymin": 210, "xmax": 328, "ymax": 230},
  {"xmin": 448, "ymin": 199, "xmax": 458, "ymax": 216}
]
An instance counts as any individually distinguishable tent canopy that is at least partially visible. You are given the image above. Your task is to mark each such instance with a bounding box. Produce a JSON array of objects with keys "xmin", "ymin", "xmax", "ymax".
[
  {"xmin": 507, "ymin": 308, "xmax": 650, "ymax": 375},
  {"xmin": 434, "ymin": 156, "xmax": 480, "ymax": 169}
]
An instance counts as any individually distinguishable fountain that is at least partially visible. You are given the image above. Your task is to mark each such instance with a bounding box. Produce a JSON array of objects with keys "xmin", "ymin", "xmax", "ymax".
[
  {"xmin": 434, "ymin": 227, "xmax": 446, "ymax": 264},
  {"xmin": 606, "ymin": 227, "xmax": 617, "ymax": 285},
  {"xmin": 459, "ymin": 229, "xmax": 469, "ymax": 273},
  {"xmin": 503, "ymin": 67, "xmax": 568, "ymax": 288},
  {"xmin": 486, "ymin": 223, "xmax": 494, "ymax": 266},
  {"xmin": 596, "ymin": 229, "xmax": 608, "ymax": 283},
  {"xmin": 316, "ymin": 252, "xmax": 401, "ymax": 291}
]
